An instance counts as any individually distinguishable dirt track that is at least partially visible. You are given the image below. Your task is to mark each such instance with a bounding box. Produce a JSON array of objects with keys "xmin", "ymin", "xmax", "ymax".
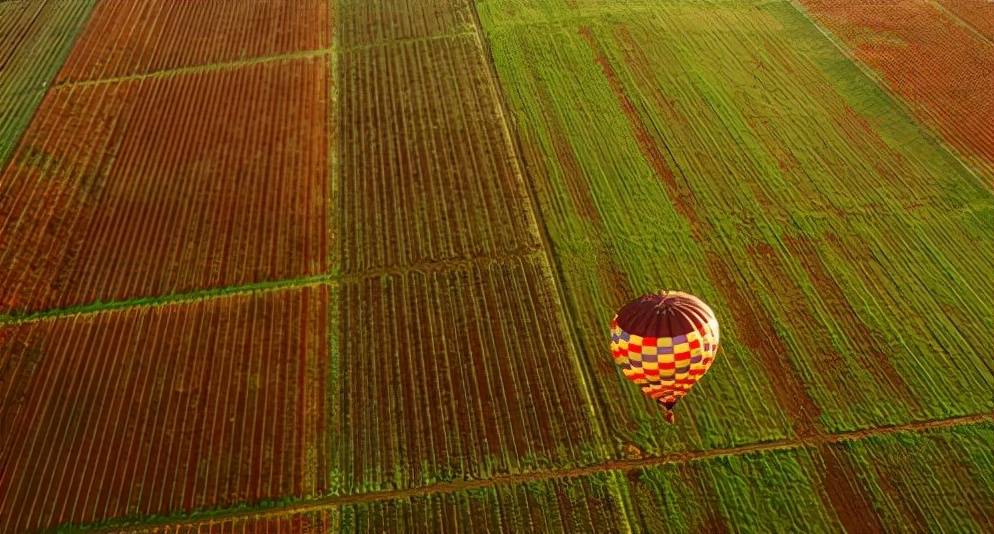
[{"xmin": 86, "ymin": 411, "xmax": 993, "ymax": 531}]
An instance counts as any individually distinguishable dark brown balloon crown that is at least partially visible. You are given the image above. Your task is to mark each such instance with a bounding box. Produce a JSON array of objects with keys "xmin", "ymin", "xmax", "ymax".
[{"xmin": 614, "ymin": 290, "xmax": 715, "ymax": 338}]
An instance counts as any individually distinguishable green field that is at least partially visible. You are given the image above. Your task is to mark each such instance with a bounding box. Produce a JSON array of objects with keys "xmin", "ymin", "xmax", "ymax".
[
  {"xmin": 0, "ymin": 1, "xmax": 97, "ymax": 165},
  {"xmin": 478, "ymin": 0, "xmax": 993, "ymax": 441},
  {"xmin": 0, "ymin": 0, "xmax": 991, "ymax": 531}
]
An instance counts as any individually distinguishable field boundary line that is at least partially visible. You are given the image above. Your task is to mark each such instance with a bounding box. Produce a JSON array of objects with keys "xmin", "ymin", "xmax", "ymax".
[
  {"xmin": 0, "ymin": 274, "xmax": 335, "ymax": 326},
  {"xmin": 469, "ymin": 0, "xmax": 614, "ymax": 449},
  {"xmin": 0, "ymin": 0, "xmax": 101, "ymax": 171},
  {"xmin": 926, "ymin": 0, "xmax": 993, "ymax": 47},
  {"xmin": 51, "ymin": 47, "xmax": 335, "ymax": 89},
  {"xmin": 0, "ymin": 248, "xmax": 548, "ymax": 326},
  {"xmin": 338, "ymin": 246, "xmax": 546, "ymax": 282},
  {"xmin": 69, "ymin": 412, "xmax": 994, "ymax": 531},
  {"xmin": 468, "ymin": 6, "xmax": 638, "ymax": 527},
  {"xmin": 787, "ymin": 0, "xmax": 992, "ymax": 187}
]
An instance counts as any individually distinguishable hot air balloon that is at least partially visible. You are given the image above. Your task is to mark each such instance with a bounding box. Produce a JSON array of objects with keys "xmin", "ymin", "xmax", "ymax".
[{"xmin": 609, "ymin": 290, "xmax": 720, "ymax": 423}]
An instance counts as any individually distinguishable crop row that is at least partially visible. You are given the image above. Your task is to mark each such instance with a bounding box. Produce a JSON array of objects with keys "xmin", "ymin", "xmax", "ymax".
[
  {"xmin": 333, "ymin": 255, "xmax": 604, "ymax": 494},
  {"xmin": 0, "ymin": 0, "xmax": 97, "ymax": 166},
  {"xmin": 338, "ymin": 32, "xmax": 539, "ymax": 273},
  {"xmin": 0, "ymin": 57, "xmax": 329, "ymax": 314},
  {"xmin": 478, "ymin": 0, "xmax": 994, "ymax": 449},
  {"xmin": 623, "ymin": 422, "xmax": 994, "ymax": 532},
  {"xmin": 798, "ymin": 0, "xmax": 994, "ymax": 180},
  {"xmin": 333, "ymin": 0, "xmax": 612, "ymax": 494},
  {"xmin": 936, "ymin": 0, "xmax": 994, "ymax": 40},
  {"xmin": 337, "ymin": 472, "xmax": 626, "ymax": 532},
  {"xmin": 55, "ymin": 0, "xmax": 331, "ymax": 83},
  {"xmin": 337, "ymin": 0, "xmax": 474, "ymax": 49},
  {"xmin": 126, "ymin": 511, "xmax": 336, "ymax": 534},
  {"xmin": 0, "ymin": 287, "xmax": 330, "ymax": 532},
  {"xmin": 108, "ymin": 422, "xmax": 994, "ymax": 532},
  {"xmin": 129, "ymin": 511, "xmax": 337, "ymax": 533}
]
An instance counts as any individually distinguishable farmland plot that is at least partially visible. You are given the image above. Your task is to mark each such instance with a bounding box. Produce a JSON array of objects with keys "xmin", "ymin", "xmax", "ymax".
[
  {"xmin": 339, "ymin": 473, "xmax": 628, "ymax": 532},
  {"xmin": 0, "ymin": 287, "xmax": 331, "ymax": 532},
  {"xmin": 625, "ymin": 448, "xmax": 839, "ymax": 532},
  {"xmin": 338, "ymin": 0, "xmax": 474, "ymax": 48},
  {"xmin": 334, "ymin": 0, "xmax": 607, "ymax": 494},
  {"xmin": 621, "ymin": 422, "xmax": 994, "ymax": 533},
  {"xmin": 0, "ymin": 0, "xmax": 97, "ymax": 166},
  {"xmin": 935, "ymin": 0, "xmax": 994, "ymax": 40},
  {"xmin": 797, "ymin": 0, "xmax": 994, "ymax": 180},
  {"xmin": 477, "ymin": 0, "xmax": 994, "ymax": 449},
  {"xmin": 335, "ymin": 255, "xmax": 604, "ymax": 493},
  {"xmin": 338, "ymin": 33, "xmax": 539, "ymax": 273},
  {"xmin": 117, "ymin": 474, "xmax": 628, "ymax": 533},
  {"xmin": 122, "ymin": 510, "xmax": 339, "ymax": 533},
  {"xmin": 837, "ymin": 421, "xmax": 994, "ymax": 531},
  {"xmin": 0, "ymin": 58, "xmax": 329, "ymax": 314},
  {"xmin": 1, "ymin": 0, "xmax": 991, "ymax": 531},
  {"xmin": 100, "ymin": 421, "xmax": 994, "ymax": 532},
  {"xmin": 55, "ymin": 0, "xmax": 331, "ymax": 83}
]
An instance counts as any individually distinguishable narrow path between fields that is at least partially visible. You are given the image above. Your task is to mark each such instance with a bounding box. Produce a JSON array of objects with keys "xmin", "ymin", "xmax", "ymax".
[
  {"xmin": 0, "ymin": 249, "xmax": 547, "ymax": 326},
  {"xmin": 74, "ymin": 412, "xmax": 993, "ymax": 531},
  {"xmin": 466, "ymin": 0, "xmax": 614, "ymax": 452},
  {"xmin": 51, "ymin": 32, "xmax": 479, "ymax": 91},
  {"xmin": 51, "ymin": 48, "xmax": 334, "ymax": 89},
  {"xmin": 925, "ymin": 0, "xmax": 993, "ymax": 47}
]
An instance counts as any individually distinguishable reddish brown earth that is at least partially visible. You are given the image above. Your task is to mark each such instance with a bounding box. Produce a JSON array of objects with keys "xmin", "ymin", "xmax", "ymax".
[
  {"xmin": 0, "ymin": 287, "xmax": 329, "ymax": 532},
  {"xmin": 816, "ymin": 444, "xmax": 885, "ymax": 533},
  {"xmin": 800, "ymin": 0, "xmax": 994, "ymax": 180},
  {"xmin": 56, "ymin": 0, "xmax": 331, "ymax": 82},
  {"xmin": 936, "ymin": 0, "xmax": 994, "ymax": 40},
  {"xmin": 0, "ymin": 58, "xmax": 328, "ymax": 313}
]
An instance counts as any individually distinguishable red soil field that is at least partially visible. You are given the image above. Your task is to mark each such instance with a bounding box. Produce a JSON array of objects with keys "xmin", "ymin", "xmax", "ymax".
[
  {"xmin": 799, "ymin": 0, "xmax": 994, "ymax": 179},
  {"xmin": 0, "ymin": 287, "xmax": 329, "ymax": 532},
  {"xmin": 0, "ymin": 57, "xmax": 328, "ymax": 314},
  {"xmin": 126, "ymin": 511, "xmax": 336, "ymax": 534},
  {"xmin": 335, "ymin": 255, "xmax": 601, "ymax": 492},
  {"xmin": 338, "ymin": 34, "xmax": 539, "ymax": 273},
  {"xmin": 56, "ymin": 0, "xmax": 331, "ymax": 82},
  {"xmin": 937, "ymin": 0, "xmax": 994, "ymax": 40}
]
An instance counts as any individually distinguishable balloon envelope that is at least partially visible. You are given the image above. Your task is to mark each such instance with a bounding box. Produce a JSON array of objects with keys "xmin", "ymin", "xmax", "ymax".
[{"xmin": 610, "ymin": 290, "xmax": 719, "ymax": 419}]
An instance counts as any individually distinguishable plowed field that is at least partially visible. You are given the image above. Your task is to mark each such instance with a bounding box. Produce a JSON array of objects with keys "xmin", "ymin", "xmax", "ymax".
[
  {"xmin": 797, "ymin": 0, "xmax": 994, "ymax": 180},
  {"xmin": 0, "ymin": 58, "xmax": 328, "ymax": 313},
  {"xmin": 0, "ymin": 0, "xmax": 990, "ymax": 531}
]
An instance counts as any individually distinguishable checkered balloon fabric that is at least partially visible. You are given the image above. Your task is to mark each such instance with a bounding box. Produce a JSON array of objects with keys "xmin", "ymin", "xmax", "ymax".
[{"xmin": 610, "ymin": 291, "xmax": 720, "ymax": 410}]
